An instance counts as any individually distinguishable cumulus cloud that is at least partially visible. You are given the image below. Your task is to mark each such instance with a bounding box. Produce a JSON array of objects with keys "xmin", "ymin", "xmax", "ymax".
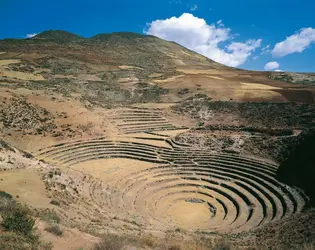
[
  {"xmin": 26, "ymin": 33, "xmax": 38, "ymax": 38},
  {"xmin": 272, "ymin": 28, "xmax": 315, "ymax": 57},
  {"xmin": 145, "ymin": 13, "xmax": 262, "ymax": 67},
  {"xmin": 264, "ymin": 61, "xmax": 280, "ymax": 71}
]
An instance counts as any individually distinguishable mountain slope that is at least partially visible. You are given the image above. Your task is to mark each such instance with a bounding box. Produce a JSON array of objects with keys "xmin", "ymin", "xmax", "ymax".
[
  {"xmin": 0, "ymin": 30, "xmax": 223, "ymax": 69},
  {"xmin": 1, "ymin": 30, "xmax": 314, "ymax": 104}
]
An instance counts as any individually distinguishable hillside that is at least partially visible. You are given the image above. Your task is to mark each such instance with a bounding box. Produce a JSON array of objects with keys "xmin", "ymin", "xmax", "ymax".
[{"xmin": 0, "ymin": 30, "xmax": 315, "ymax": 249}]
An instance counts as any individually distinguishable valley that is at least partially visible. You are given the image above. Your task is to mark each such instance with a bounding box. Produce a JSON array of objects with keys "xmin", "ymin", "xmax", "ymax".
[{"xmin": 0, "ymin": 31, "xmax": 314, "ymax": 249}]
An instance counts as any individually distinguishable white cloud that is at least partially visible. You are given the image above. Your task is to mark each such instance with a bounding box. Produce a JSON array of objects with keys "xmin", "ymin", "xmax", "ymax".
[
  {"xmin": 26, "ymin": 33, "xmax": 38, "ymax": 38},
  {"xmin": 217, "ymin": 20, "xmax": 224, "ymax": 27},
  {"xmin": 272, "ymin": 27, "xmax": 315, "ymax": 57},
  {"xmin": 190, "ymin": 4, "xmax": 198, "ymax": 11},
  {"xmin": 145, "ymin": 13, "xmax": 262, "ymax": 67},
  {"xmin": 261, "ymin": 45, "xmax": 271, "ymax": 55},
  {"xmin": 264, "ymin": 61, "xmax": 280, "ymax": 71}
]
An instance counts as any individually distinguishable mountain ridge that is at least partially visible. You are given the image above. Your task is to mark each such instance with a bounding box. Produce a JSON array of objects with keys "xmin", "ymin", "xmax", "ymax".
[
  {"xmin": 0, "ymin": 29, "xmax": 226, "ymax": 72},
  {"xmin": 25, "ymin": 30, "xmax": 159, "ymax": 43}
]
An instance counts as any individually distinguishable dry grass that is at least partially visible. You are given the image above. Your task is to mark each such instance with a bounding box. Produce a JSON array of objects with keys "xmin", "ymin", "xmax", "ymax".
[
  {"xmin": 93, "ymin": 234, "xmax": 132, "ymax": 250},
  {"xmin": 206, "ymin": 76, "xmax": 224, "ymax": 80},
  {"xmin": 93, "ymin": 234, "xmax": 236, "ymax": 250},
  {"xmin": 45, "ymin": 224, "xmax": 64, "ymax": 236},
  {"xmin": 118, "ymin": 65, "xmax": 144, "ymax": 70},
  {"xmin": 0, "ymin": 59, "xmax": 21, "ymax": 66},
  {"xmin": 152, "ymin": 75, "xmax": 185, "ymax": 83},
  {"xmin": 0, "ymin": 69, "xmax": 45, "ymax": 80},
  {"xmin": 176, "ymin": 69, "xmax": 219, "ymax": 75},
  {"xmin": 93, "ymin": 233, "xmax": 315, "ymax": 250},
  {"xmin": 240, "ymin": 83, "xmax": 282, "ymax": 90},
  {"xmin": 234, "ymin": 89, "xmax": 283, "ymax": 100}
]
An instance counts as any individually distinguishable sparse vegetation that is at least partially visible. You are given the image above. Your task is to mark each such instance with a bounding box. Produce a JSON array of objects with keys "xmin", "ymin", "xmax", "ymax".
[
  {"xmin": 228, "ymin": 208, "xmax": 315, "ymax": 249},
  {"xmin": 0, "ymin": 193, "xmax": 52, "ymax": 250},
  {"xmin": 2, "ymin": 204, "xmax": 35, "ymax": 236},
  {"xmin": 32, "ymin": 30, "xmax": 84, "ymax": 43},
  {"xmin": 36, "ymin": 209, "xmax": 60, "ymax": 224},
  {"xmin": 93, "ymin": 234, "xmax": 129, "ymax": 250},
  {"xmin": 132, "ymin": 82, "xmax": 169, "ymax": 103},
  {"xmin": 173, "ymin": 94, "xmax": 315, "ymax": 129},
  {"xmin": 0, "ymin": 97, "xmax": 57, "ymax": 133},
  {"xmin": 82, "ymin": 80, "xmax": 131, "ymax": 108},
  {"xmin": 92, "ymin": 233, "xmax": 247, "ymax": 250},
  {"xmin": 177, "ymin": 88, "xmax": 190, "ymax": 95},
  {"xmin": 269, "ymin": 72, "xmax": 315, "ymax": 85},
  {"xmin": 45, "ymin": 224, "xmax": 64, "ymax": 236},
  {"xmin": 93, "ymin": 234, "xmax": 191, "ymax": 250}
]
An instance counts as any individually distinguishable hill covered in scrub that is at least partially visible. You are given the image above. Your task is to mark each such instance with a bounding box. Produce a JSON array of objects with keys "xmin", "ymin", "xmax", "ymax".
[{"xmin": 0, "ymin": 30, "xmax": 315, "ymax": 249}]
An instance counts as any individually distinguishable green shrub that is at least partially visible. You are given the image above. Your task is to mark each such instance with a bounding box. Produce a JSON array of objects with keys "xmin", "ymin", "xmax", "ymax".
[
  {"xmin": 0, "ymin": 232, "xmax": 52, "ymax": 250},
  {"xmin": 37, "ymin": 209, "xmax": 60, "ymax": 224},
  {"xmin": 0, "ymin": 191, "xmax": 13, "ymax": 200},
  {"xmin": 177, "ymin": 88, "xmax": 190, "ymax": 95},
  {"xmin": 0, "ymin": 193, "xmax": 16, "ymax": 214},
  {"xmin": 0, "ymin": 193, "xmax": 53, "ymax": 249},
  {"xmin": 2, "ymin": 204, "xmax": 35, "ymax": 236},
  {"xmin": 0, "ymin": 232, "xmax": 34, "ymax": 250}
]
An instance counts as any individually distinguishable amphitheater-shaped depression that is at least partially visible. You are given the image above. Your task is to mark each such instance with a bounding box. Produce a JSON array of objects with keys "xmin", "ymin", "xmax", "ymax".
[{"xmin": 35, "ymin": 108, "xmax": 308, "ymax": 233}]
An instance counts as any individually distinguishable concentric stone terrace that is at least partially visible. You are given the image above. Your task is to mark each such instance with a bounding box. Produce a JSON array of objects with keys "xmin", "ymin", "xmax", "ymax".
[
  {"xmin": 107, "ymin": 108, "xmax": 186, "ymax": 134},
  {"xmin": 35, "ymin": 136, "xmax": 307, "ymax": 233}
]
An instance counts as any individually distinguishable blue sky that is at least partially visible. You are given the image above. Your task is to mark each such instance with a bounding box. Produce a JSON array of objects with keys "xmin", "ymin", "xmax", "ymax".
[{"xmin": 1, "ymin": 0, "xmax": 315, "ymax": 72}]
